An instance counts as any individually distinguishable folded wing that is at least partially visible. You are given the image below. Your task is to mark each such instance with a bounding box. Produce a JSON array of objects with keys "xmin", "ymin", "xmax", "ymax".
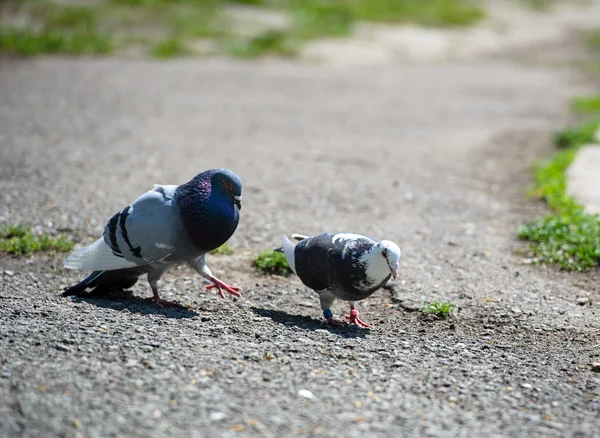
[{"xmin": 64, "ymin": 185, "xmax": 181, "ymax": 271}]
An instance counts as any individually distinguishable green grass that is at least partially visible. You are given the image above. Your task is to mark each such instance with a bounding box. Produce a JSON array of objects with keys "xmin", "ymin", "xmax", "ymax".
[
  {"xmin": 289, "ymin": 1, "xmax": 354, "ymax": 39},
  {"xmin": 517, "ymin": 118, "xmax": 600, "ymax": 271},
  {"xmin": 346, "ymin": 0, "xmax": 484, "ymax": 26},
  {"xmin": 571, "ymin": 96, "xmax": 600, "ymax": 114},
  {"xmin": 0, "ymin": 224, "xmax": 75, "ymax": 256},
  {"xmin": 253, "ymin": 249, "xmax": 291, "ymax": 276},
  {"xmin": 517, "ymin": 215, "xmax": 600, "ymax": 270},
  {"xmin": 0, "ymin": 27, "xmax": 112, "ymax": 56},
  {"xmin": 166, "ymin": 3, "xmax": 226, "ymax": 39},
  {"xmin": 586, "ymin": 29, "xmax": 600, "ymax": 50},
  {"xmin": 150, "ymin": 36, "xmax": 190, "ymax": 58},
  {"xmin": 0, "ymin": 0, "xmax": 484, "ymax": 58},
  {"xmin": 0, "ymin": 2, "xmax": 113, "ymax": 56},
  {"xmin": 552, "ymin": 118, "xmax": 600, "ymax": 149},
  {"xmin": 210, "ymin": 243, "xmax": 235, "ymax": 255},
  {"xmin": 419, "ymin": 301, "xmax": 455, "ymax": 318},
  {"xmin": 223, "ymin": 30, "xmax": 297, "ymax": 58}
]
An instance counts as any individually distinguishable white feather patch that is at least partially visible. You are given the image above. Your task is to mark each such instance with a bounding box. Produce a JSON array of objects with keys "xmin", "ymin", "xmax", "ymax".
[
  {"xmin": 282, "ymin": 235, "xmax": 297, "ymax": 275},
  {"xmin": 331, "ymin": 233, "xmax": 375, "ymax": 259},
  {"xmin": 64, "ymin": 237, "xmax": 139, "ymax": 271},
  {"xmin": 357, "ymin": 248, "xmax": 389, "ymax": 287},
  {"xmin": 331, "ymin": 233, "xmax": 368, "ymax": 244}
]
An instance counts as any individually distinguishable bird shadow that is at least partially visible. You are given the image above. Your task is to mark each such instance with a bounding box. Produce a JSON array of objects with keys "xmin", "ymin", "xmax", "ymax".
[
  {"xmin": 64, "ymin": 289, "xmax": 199, "ymax": 319},
  {"xmin": 251, "ymin": 307, "xmax": 369, "ymax": 338}
]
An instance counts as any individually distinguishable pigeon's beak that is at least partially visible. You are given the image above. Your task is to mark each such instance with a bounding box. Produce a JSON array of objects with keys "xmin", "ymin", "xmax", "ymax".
[
  {"xmin": 388, "ymin": 263, "xmax": 398, "ymax": 280},
  {"xmin": 233, "ymin": 195, "xmax": 242, "ymax": 210}
]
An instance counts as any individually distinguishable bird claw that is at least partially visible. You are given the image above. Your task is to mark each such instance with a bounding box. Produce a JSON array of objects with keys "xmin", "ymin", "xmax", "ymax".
[
  {"xmin": 322, "ymin": 316, "xmax": 344, "ymax": 327},
  {"xmin": 345, "ymin": 309, "xmax": 370, "ymax": 328},
  {"xmin": 205, "ymin": 278, "xmax": 242, "ymax": 299},
  {"xmin": 154, "ymin": 297, "xmax": 182, "ymax": 308}
]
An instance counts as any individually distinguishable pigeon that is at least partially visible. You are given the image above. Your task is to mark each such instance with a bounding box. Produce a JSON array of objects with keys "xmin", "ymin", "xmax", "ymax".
[
  {"xmin": 62, "ymin": 168, "xmax": 243, "ymax": 307},
  {"xmin": 277, "ymin": 232, "xmax": 401, "ymax": 327}
]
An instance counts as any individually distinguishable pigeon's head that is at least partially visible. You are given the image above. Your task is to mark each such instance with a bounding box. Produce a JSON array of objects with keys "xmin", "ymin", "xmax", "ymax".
[
  {"xmin": 211, "ymin": 169, "xmax": 243, "ymax": 210},
  {"xmin": 377, "ymin": 240, "xmax": 401, "ymax": 279}
]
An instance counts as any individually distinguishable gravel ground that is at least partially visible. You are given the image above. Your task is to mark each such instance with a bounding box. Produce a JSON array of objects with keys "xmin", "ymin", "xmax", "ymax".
[{"xmin": 1, "ymin": 34, "xmax": 600, "ymax": 437}]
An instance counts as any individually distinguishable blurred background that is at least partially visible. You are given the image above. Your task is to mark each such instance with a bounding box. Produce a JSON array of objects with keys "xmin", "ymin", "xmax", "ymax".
[{"xmin": 0, "ymin": 0, "xmax": 487, "ymax": 58}]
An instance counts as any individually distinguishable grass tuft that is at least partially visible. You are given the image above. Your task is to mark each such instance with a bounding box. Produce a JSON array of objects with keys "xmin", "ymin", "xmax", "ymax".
[
  {"xmin": 224, "ymin": 30, "xmax": 297, "ymax": 58},
  {"xmin": 347, "ymin": 0, "xmax": 484, "ymax": 26},
  {"xmin": 571, "ymin": 96, "xmax": 600, "ymax": 114},
  {"xmin": 0, "ymin": 27, "xmax": 112, "ymax": 56},
  {"xmin": 517, "ymin": 215, "xmax": 600, "ymax": 271},
  {"xmin": 253, "ymin": 249, "xmax": 291, "ymax": 276},
  {"xmin": 517, "ymin": 118, "xmax": 600, "ymax": 271},
  {"xmin": 210, "ymin": 243, "xmax": 235, "ymax": 255},
  {"xmin": 419, "ymin": 301, "xmax": 455, "ymax": 318},
  {"xmin": 289, "ymin": 1, "xmax": 354, "ymax": 39},
  {"xmin": 0, "ymin": 224, "xmax": 75, "ymax": 256},
  {"xmin": 552, "ymin": 118, "xmax": 600, "ymax": 149},
  {"xmin": 150, "ymin": 36, "xmax": 190, "ymax": 58}
]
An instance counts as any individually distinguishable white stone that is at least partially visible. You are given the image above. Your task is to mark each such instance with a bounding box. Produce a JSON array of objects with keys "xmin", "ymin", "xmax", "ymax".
[
  {"xmin": 297, "ymin": 389, "xmax": 314, "ymax": 399},
  {"xmin": 209, "ymin": 412, "xmax": 226, "ymax": 422}
]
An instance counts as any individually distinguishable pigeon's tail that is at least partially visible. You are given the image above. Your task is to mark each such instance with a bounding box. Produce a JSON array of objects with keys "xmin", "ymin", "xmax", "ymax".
[
  {"xmin": 274, "ymin": 234, "xmax": 306, "ymax": 252},
  {"xmin": 64, "ymin": 237, "xmax": 138, "ymax": 271},
  {"xmin": 291, "ymin": 234, "xmax": 309, "ymax": 242},
  {"xmin": 62, "ymin": 269, "xmax": 140, "ymax": 298},
  {"xmin": 278, "ymin": 235, "xmax": 298, "ymax": 275}
]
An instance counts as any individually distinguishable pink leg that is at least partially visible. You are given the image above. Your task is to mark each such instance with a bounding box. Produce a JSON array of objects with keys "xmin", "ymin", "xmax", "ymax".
[
  {"xmin": 154, "ymin": 295, "xmax": 182, "ymax": 307},
  {"xmin": 345, "ymin": 307, "xmax": 370, "ymax": 328},
  {"xmin": 151, "ymin": 282, "xmax": 182, "ymax": 307},
  {"xmin": 204, "ymin": 276, "xmax": 241, "ymax": 299}
]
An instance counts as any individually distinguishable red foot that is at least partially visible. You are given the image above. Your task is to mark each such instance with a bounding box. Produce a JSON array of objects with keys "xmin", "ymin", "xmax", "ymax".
[
  {"xmin": 205, "ymin": 277, "xmax": 241, "ymax": 299},
  {"xmin": 154, "ymin": 296, "xmax": 182, "ymax": 307},
  {"xmin": 322, "ymin": 316, "xmax": 344, "ymax": 326},
  {"xmin": 345, "ymin": 309, "xmax": 370, "ymax": 328}
]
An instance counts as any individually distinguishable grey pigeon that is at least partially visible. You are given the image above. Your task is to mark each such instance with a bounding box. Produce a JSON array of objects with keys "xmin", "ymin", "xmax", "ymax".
[
  {"xmin": 277, "ymin": 232, "xmax": 401, "ymax": 327},
  {"xmin": 62, "ymin": 168, "xmax": 243, "ymax": 306}
]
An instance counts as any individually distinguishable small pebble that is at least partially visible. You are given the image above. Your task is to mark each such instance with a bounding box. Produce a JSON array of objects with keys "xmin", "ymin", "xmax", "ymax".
[
  {"xmin": 209, "ymin": 412, "xmax": 226, "ymax": 422},
  {"xmin": 4, "ymin": 270, "xmax": 14, "ymax": 277},
  {"xmin": 298, "ymin": 389, "xmax": 314, "ymax": 399},
  {"xmin": 576, "ymin": 297, "xmax": 589, "ymax": 306},
  {"xmin": 521, "ymin": 383, "xmax": 533, "ymax": 389},
  {"xmin": 591, "ymin": 362, "xmax": 600, "ymax": 373}
]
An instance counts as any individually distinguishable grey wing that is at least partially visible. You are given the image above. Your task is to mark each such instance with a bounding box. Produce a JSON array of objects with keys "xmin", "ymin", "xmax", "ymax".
[{"xmin": 104, "ymin": 184, "xmax": 182, "ymax": 265}]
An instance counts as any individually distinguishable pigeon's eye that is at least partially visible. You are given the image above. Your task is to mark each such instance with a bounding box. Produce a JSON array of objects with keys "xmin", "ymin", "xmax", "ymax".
[
  {"xmin": 225, "ymin": 182, "xmax": 233, "ymax": 190},
  {"xmin": 381, "ymin": 250, "xmax": 387, "ymax": 259}
]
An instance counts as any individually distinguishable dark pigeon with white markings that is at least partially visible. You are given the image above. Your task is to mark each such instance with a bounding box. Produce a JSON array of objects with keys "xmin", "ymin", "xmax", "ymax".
[
  {"xmin": 62, "ymin": 168, "xmax": 243, "ymax": 306},
  {"xmin": 277, "ymin": 232, "xmax": 401, "ymax": 327}
]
